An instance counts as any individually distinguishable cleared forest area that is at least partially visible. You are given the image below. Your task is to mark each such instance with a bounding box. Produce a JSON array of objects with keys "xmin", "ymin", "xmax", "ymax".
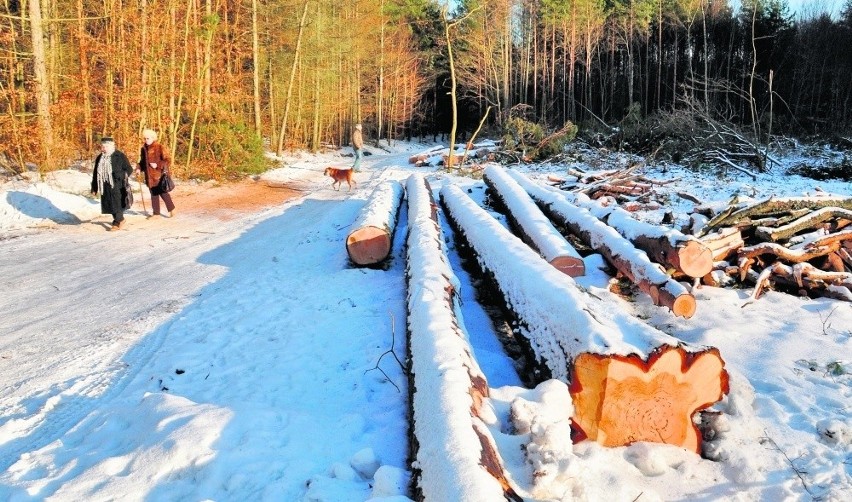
[{"xmin": 1, "ymin": 0, "xmax": 851, "ymax": 182}]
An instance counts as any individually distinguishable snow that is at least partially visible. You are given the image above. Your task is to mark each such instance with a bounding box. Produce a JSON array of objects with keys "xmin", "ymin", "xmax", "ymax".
[{"xmin": 1, "ymin": 142, "xmax": 851, "ymax": 501}]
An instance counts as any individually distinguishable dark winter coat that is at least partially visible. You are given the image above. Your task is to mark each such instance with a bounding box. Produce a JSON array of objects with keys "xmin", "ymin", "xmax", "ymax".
[
  {"xmin": 91, "ymin": 150, "xmax": 134, "ymax": 215},
  {"xmin": 139, "ymin": 141, "xmax": 172, "ymax": 195}
]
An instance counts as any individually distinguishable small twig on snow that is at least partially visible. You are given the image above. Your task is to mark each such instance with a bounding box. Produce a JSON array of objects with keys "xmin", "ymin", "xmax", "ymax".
[
  {"xmin": 760, "ymin": 432, "xmax": 814, "ymax": 497},
  {"xmin": 365, "ymin": 311, "xmax": 406, "ymax": 392}
]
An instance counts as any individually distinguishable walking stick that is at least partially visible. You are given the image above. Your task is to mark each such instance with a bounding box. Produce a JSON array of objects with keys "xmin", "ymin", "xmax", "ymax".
[{"xmin": 137, "ymin": 171, "xmax": 148, "ymax": 215}]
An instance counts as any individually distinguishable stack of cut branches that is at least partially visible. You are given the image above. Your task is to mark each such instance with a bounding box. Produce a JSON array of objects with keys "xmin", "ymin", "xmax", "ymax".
[
  {"xmin": 553, "ymin": 164, "xmax": 676, "ymax": 212},
  {"xmin": 697, "ymin": 196, "xmax": 852, "ymax": 302}
]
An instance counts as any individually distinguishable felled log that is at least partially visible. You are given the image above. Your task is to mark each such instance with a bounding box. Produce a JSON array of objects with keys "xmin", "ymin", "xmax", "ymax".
[
  {"xmin": 405, "ymin": 175, "xmax": 521, "ymax": 501},
  {"xmin": 507, "ymin": 170, "xmax": 712, "ymax": 279},
  {"xmin": 755, "ymin": 208, "xmax": 852, "ymax": 242},
  {"xmin": 440, "ymin": 183, "xmax": 728, "ymax": 453},
  {"xmin": 483, "ymin": 166, "xmax": 584, "ymax": 277},
  {"xmin": 505, "ymin": 171, "xmax": 697, "ymax": 317},
  {"xmin": 346, "ymin": 180, "xmax": 405, "ymax": 266}
]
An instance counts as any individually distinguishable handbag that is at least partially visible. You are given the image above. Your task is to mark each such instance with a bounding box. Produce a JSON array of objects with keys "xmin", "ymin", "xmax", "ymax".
[
  {"xmin": 158, "ymin": 171, "xmax": 175, "ymax": 193},
  {"xmin": 122, "ymin": 175, "xmax": 134, "ymax": 209}
]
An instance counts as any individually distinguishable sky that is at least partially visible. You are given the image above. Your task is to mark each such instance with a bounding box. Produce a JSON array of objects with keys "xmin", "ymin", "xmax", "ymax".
[{"xmin": 0, "ymin": 141, "xmax": 850, "ymax": 501}]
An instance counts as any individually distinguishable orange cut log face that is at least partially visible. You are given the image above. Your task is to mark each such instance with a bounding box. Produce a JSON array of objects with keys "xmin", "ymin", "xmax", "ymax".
[{"xmin": 570, "ymin": 347, "xmax": 729, "ymax": 453}]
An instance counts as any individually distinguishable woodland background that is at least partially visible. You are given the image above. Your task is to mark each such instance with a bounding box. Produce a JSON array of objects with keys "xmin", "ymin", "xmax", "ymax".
[{"xmin": 2, "ymin": 0, "xmax": 851, "ymax": 180}]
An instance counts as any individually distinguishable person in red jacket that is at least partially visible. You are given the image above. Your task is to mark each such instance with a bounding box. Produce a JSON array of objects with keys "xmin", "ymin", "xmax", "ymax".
[{"xmin": 139, "ymin": 128, "xmax": 176, "ymax": 218}]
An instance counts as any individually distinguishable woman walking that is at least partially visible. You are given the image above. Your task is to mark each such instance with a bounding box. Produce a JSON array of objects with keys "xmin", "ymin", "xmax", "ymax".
[
  {"xmin": 139, "ymin": 129, "xmax": 176, "ymax": 218},
  {"xmin": 91, "ymin": 136, "xmax": 134, "ymax": 231}
]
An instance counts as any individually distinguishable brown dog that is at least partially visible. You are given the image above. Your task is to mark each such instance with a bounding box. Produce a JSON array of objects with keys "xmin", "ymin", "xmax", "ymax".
[{"xmin": 323, "ymin": 167, "xmax": 357, "ymax": 191}]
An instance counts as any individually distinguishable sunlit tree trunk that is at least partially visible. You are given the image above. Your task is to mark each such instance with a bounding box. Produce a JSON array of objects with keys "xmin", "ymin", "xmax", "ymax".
[
  {"xmin": 277, "ymin": 0, "xmax": 310, "ymax": 155},
  {"xmin": 251, "ymin": 0, "xmax": 261, "ymax": 136},
  {"xmin": 77, "ymin": 0, "xmax": 93, "ymax": 149},
  {"xmin": 29, "ymin": 0, "xmax": 54, "ymax": 169}
]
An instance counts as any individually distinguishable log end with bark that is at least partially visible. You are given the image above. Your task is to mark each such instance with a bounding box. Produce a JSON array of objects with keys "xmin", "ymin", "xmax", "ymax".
[
  {"xmin": 345, "ymin": 180, "xmax": 404, "ymax": 266},
  {"xmin": 570, "ymin": 345, "xmax": 729, "ymax": 453},
  {"xmin": 672, "ymin": 240, "xmax": 715, "ymax": 279},
  {"xmin": 346, "ymin": 226, "xmax": 392, "ymax": 265}
]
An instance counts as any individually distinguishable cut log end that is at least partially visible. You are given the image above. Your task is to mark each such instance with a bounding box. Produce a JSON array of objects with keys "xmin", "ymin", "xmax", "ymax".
[
  {"xmin": 549, "ymin": 256, "xmax": 586, "ymax": 278},
  {"xmin": 346, "ymin": 226, "xmax": 392, "ymax": 265},
  {"xmin": 671, "ymin": 294, "xmax": 697, "ymax": 318},
  {"xmin": 650, "ymin": 285, "xmax": 697, "ymax": 318},
  {"xmin": 676, "ymin": 240, "xmax": 714, "ymax": 278},
  {"xmin": 570, "ymin": 346, "xmax": 728, "ymax": 453}
]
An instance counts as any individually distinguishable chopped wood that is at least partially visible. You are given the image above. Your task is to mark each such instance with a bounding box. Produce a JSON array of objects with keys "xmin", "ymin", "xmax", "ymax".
[
  {"xmin": 754, "ymin": 207, "xmax": 852, "ymax": 242},
  {"xmin": 738, "ymin": 241, "xmax": 840, "ymax": 263},
  {"xmin": 346, "ymin": 180, "xmax": 404, "ymax": 266},
  {"xmin": 440, "ymin": 183, "xmax": 728, "ymax": 453},
  {"xmin": 571, "ymin": 347, "xmax": 728, "ymax": 452},
  {"xmin": 404, "ymin": 174, "xmax": 522, "ymax": 501},
  {"xmin": 484, "ymin": 166, "xmax": 585, "ymax": 277},
  {"xmin": 700, "ymin": 227, "xmax": 744, "ymax": 261},
  {"xmin": 594, "ymin": 182, "xmax": 651, "ymax": 196},
  {"xmin": 676, "ymin": 191, "xmax": 703, "ymax": 204}
]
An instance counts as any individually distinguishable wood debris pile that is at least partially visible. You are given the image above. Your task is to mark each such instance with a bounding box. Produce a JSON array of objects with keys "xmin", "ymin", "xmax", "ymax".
[
  {"xmin": 696, "ymin": 196, "xmax": 852, "ymax": 302},
  {"xmin": 550, "ymin": 164, "xmax": 852, "ymax": 303}
]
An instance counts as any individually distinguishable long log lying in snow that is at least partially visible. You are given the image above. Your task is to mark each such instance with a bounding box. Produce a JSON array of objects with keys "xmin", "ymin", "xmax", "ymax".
[
  {"xmin": 439, "ymin": 184, "xmax": 728, "ymax": 453},
  {"xmin": 346, "ymin": 180, "xmax": 405, "ymax": 266},
  {"xmin": 506, "ymin": 169, "xmax": 712, "ymax": 278},
  {"xmin": 404, "ymin": 174, "xmax": 521, "ymax": 501},
  {"xmin": 483, "ymin": 166, "xmax": 585, "ymax": 277},
  {"xmin": 505, "ymin": 170, "xmax": 697, "ymax": 318}
]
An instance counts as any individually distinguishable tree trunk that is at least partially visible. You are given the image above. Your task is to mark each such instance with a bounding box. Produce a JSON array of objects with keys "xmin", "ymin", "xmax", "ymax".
[
  {"xmin": 77, "ymin": 0, "xmax": 93, "ymax": 150},
  {"xmin": 406, "ymin": 174, "xmax": 522, "ymax": 501},
  {"xmin": 484, "ymin": 166, "xmax": 585, "ymax": 277},
  {"xmin": 276, "ymin": 0, "xmax": 310, "ymax": 155},
  {"xmin": 440, "ymin": 183, "xmax": 728, "ymax": 453},
  {"xmin": 346, "ymin": 180, "xmax": 404, "ymax": 266},
  {"xmin": 29, "ymin": 0, "xmax": 54, "ymax": 169},
  {"xmin": 508, "ymin": 170, "xmax": 697, "ymax": 317},
  {"xmin": 251, "ymin": 0, "xmax": 261, "ymax": 136}
]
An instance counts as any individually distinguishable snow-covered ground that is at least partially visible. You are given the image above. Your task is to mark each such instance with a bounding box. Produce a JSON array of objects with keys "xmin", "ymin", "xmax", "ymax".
[{"xmin": 0, "ymin": 141, "xmax": 850, "ymax": 501}]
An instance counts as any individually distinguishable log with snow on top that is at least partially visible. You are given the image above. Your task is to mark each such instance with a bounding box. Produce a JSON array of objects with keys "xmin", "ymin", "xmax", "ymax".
[
  {"xmin": 483, "ymin": 166, "xmax": 584, "ymax": 277},
  {"xmin": 504, "ymin": 170, "xmax": 697, "ymax": 318},
  {"xmin": 345, "ymin": 180, "xmax": 405, "ymax": 266},
  {"xmin": 440, "ymin": 183, "xmax": 729, "ymax": 453},
  {"xmin": 506, "ymin": 169, "xmax": 712, "ymax": 279},
  {"xmin": 404, "ymin": 174, "xmax": 521, "ymax": 501}
]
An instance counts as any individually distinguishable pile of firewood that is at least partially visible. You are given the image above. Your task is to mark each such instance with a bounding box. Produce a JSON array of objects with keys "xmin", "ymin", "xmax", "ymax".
[{"xmin": 696, "ymin": 196, "xmax": 852, "ymax": 301}]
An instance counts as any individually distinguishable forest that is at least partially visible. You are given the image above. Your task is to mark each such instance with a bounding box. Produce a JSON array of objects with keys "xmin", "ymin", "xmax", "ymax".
[{"xmin": 1, "ymin": 0, "xmax": 851, "ymax": 179}]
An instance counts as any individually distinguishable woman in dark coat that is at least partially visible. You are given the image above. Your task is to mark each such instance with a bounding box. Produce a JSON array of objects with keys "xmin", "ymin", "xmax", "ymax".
[
  {"xmin": 91, "ymin": 137, "xmax": 134, "ymax": 231},
  {"xmin": 139, "ymin": 128, "xmax": 176, "ymax": 218}
]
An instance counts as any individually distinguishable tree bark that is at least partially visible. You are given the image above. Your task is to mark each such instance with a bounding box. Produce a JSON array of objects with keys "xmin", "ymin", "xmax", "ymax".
[{"xmin": 29, "ymin": 0, "xmax": 54, "ymax": 169}]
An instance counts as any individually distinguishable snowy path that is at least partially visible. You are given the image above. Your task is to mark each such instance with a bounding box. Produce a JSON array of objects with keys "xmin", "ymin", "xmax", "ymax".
[{"xmin": 0, "ymin": 155, "xmax": 415, "ymax": 500}]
